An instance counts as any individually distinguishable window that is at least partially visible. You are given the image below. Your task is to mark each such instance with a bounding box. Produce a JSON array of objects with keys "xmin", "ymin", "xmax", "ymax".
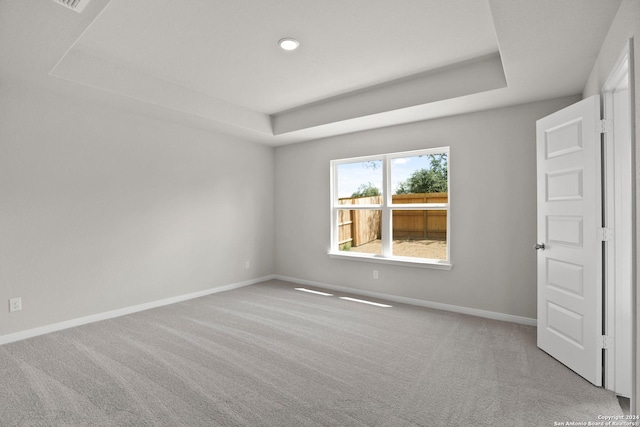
[{"xmin": 329, "ymin": 147, "xmax": 450, "ymax": 268}]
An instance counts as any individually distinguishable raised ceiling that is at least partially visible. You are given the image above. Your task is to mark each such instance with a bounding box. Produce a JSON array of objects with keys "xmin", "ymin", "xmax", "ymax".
[{"xmin": 0, "ymin": 0, "xmax": 623, "ymax": 145}]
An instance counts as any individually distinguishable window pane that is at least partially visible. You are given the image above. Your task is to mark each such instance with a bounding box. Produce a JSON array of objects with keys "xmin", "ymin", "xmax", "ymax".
[
  {"xmin": 392, "ymin": 210, "xmax": 447, "ymax": 259},
  {"xmin": 337, "ymin": 209, "xmax": 382, "ymax": 255},
  {"xmin": 337, "ymin": 160, "xmax": 383, "ymax": 200},
  {"xmin": 391, "ymin": 153, "xmax": 448, "ymax": 203}
]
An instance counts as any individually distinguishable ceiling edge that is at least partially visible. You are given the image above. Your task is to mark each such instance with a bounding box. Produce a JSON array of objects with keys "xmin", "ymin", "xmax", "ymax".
[
  {"xmin": 49, "ymin": 48, "xmax": 273, "ymax": 135},
  {"xmin": 271, "ymin": 52, "xmax": 506, "ymax": 135}
]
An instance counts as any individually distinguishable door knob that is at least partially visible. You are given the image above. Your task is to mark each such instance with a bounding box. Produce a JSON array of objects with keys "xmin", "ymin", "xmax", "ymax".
[{"xmin": 534, "ymin": 243, "xmax": 545, "ymax": 251}]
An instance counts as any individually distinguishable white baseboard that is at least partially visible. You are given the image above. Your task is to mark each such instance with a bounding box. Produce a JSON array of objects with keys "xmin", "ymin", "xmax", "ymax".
[
  {"xmin": 0, "ymin": 275, "xmax": 276, "ymax": 346},
  {"xmin": 273, "ymin": 275, "xmax": 537, "ymax": 326},
  {"xmin": 1, "ymin": 273, "xmax": 535, "ymax": 346}
]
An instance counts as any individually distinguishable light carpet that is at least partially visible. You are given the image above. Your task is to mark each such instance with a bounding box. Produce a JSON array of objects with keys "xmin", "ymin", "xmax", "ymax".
[{"xmin": 0, "ymin": 279, "xmax": 623, "ymax": 426}]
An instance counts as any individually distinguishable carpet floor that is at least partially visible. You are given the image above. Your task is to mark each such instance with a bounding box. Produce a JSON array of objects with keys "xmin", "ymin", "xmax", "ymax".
[{"xmin": 0, "ymin": 279, "xmax": 623, "ymax": 426}]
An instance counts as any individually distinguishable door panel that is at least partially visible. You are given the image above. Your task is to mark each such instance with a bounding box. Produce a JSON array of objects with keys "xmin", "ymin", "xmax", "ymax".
[
  {"xmin": 547, "ymin": 258, "xmax": 584, "ymax": 296},
  {"xmin": 546, "ymin": 169, "xmax": 583, "ymax": 201},
  {"xmin": 536, "ymin": 95, "xmax": 601, "ymax": 386}
]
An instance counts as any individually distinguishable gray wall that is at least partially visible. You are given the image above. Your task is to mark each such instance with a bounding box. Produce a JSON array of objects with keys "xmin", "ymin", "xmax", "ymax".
[
  {"xmin": 0, "ymin": 84, "xmax": 275, "ymax": 337},
  {"xmin": 582, "ymin": 0, "xmax": 639, "ymax": 413},
  {"xmin": 274, "ymin": 96, "xmax": 578, "ymax": 320}
]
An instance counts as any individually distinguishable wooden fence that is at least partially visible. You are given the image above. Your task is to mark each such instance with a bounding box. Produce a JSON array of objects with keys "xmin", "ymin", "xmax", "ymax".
[
  {"xmin": 338, "ymin": 193, "xmax": 447, "ymax": 249},
  {"xmin": 338, "ymin": 195, "xmax": 382, "ymax": 248},
  {"xmin": 392, "ymin": 193, "xmax": 448, "ymax": 240}
]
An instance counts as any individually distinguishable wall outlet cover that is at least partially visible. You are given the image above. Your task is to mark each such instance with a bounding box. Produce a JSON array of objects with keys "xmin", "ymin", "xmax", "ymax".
[{"xmin": 9, "ymin": 297, "xmax": 22, "ymax": 312}]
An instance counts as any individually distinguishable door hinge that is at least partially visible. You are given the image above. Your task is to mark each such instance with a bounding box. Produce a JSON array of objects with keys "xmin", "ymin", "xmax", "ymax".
[
  {"xmin": 598, "ymin": 227, "xmax": 614, "ymax": 241},
  {"xmin": 601, "ymin": 335, "xmax": 614, "ymax": 349},
  {"xmin": 598, "ymin": 119, "xmax": 612, "ymax": 133}
]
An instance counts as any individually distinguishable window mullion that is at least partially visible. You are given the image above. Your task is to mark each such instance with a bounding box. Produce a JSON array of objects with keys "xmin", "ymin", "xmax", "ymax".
[
  {"xmin": 337, "ymin": 204, "xmax": 382, "ymax": 209},
  {"xmin": 389, "ymin": 203, "xmax": 449, "ymax": 210}
]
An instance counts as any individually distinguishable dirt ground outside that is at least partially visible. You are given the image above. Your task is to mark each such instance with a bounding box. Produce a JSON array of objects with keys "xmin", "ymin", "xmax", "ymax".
[{"xmin": 346, "ymin": 238, "xmax": 447, "ymax": 260}]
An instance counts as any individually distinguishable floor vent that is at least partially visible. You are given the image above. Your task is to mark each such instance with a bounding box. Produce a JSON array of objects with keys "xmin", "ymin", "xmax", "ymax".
[{"xmin": 52, "ymin": 0, "xmax": 90, "ymax": 13}]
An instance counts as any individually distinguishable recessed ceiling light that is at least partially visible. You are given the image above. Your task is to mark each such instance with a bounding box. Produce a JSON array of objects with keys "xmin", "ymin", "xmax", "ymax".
[{"xmin": 279, "ymin": 38, "xmax": 300, "ymax": 51}]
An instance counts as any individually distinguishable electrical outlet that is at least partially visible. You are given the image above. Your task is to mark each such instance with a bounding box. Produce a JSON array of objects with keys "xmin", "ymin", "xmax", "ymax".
[
  {"xmin": 9, "ymin": 297, "xmax": 22, "ymax": 312},
  {"xmin": 245, "ymin": 261, "xmax": 250, "ymax": 270},
  {"xmin": 373, "ymin": 270, "xmax": 379, "ymax": 279}
]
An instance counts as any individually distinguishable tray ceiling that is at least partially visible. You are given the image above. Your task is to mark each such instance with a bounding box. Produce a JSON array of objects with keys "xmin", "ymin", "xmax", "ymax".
[{"xmin": 0, "ymin": 0, "xmax": 623, "ymax": 145}]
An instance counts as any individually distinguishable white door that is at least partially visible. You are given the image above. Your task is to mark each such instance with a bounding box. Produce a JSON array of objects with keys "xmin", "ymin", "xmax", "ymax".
[{"xmin": 536, "ymin": 95, "xmax": 602, "ymax": 386}]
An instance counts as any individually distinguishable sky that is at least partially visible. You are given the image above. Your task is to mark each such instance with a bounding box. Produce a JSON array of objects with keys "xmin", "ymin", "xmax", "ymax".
[{"xmin": 336, "ymin": 155, "xmax": 435, "ymax": 198}]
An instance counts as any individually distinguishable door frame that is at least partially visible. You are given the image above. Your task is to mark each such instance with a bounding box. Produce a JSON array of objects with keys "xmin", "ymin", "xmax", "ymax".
[{"xmin": 602, "ymin": 39, "xmax": 635, "ymax": 401}]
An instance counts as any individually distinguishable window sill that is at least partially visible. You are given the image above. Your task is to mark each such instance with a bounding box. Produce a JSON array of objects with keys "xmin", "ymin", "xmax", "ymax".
[{"xmin": 327, "ymin": 251, "xmax": 453, "ymax": 270}]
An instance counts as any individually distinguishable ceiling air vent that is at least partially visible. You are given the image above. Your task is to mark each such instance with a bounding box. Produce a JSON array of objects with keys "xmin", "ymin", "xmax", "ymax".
[{"xmin": 52, "ymin": 0, "xmax": 91, "ymax": 13}]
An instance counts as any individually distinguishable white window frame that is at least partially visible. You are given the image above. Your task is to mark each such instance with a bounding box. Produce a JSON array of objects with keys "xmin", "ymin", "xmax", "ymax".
[{"xmin": 329, "ymin": 147, "xmax": 452, "ymax": 269}]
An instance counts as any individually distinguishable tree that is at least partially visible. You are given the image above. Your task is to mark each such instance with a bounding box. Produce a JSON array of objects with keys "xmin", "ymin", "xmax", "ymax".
[
  {"xmin": 395, "ymin": 154, "xmax": 448, "ymax": 194},
  {"xmin": 351, "ymin": 182, "xmax": 381, "ymax": 198}
]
